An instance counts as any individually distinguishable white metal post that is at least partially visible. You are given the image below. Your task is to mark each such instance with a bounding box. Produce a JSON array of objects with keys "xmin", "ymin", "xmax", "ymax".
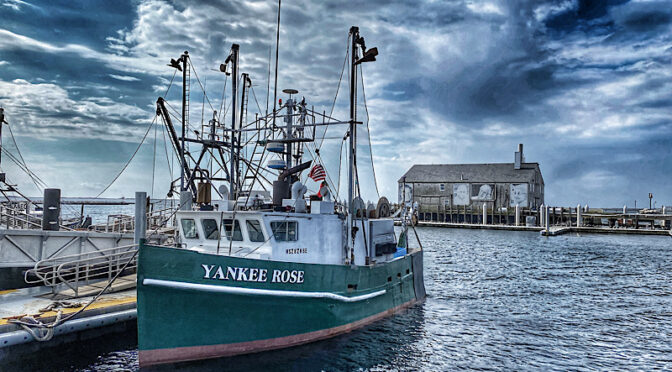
[
  {"xmin": 515, "ymin": 204, "xmax": 520, "ymax": 226},
  {"xmin": 135, "ymin": 191, "xmax": 147, "ymax": 245}
]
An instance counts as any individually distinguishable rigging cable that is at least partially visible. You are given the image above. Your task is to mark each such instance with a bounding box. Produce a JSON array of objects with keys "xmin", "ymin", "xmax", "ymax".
[
  {"xmin": 250, "ymin": 86, "xmax": 265, "ymax": 118},
  {"xmin": 0, "ymin": 140, "xmax": 81, "ymax": 219},
  {"xmin": 359, "ymin": 63, "xmax": 380, "ymax": 198},
  {"xmin": 188, "ymin": 58, "xmax": 216, "ymax": 112},
  {"xmin": 1, "ymin": 144, "xmax": 45, "ymax": 192},
  {"xmin": 7, "ymin": 125, "xmax": 46, "ymax": 191},
  {"xmin": 317, "ymin": 35, "xmax": 350, "ymax": 150},
  {"xmin": 308, "ymin": 36, "xmax": 350, "ymax": 198},
  {"xmin": 95, "ymin": 116, "xmax": 157, "ymax": 198},
  {"xmin": 95, "ymin": 66, "xmax": 176, "ymax": 198}
]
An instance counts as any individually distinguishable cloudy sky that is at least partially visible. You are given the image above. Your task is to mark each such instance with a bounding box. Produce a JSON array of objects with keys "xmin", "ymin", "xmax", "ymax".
[{"xmin": 0, "ymin": 0, "xmax": 670, "ymax": 207}]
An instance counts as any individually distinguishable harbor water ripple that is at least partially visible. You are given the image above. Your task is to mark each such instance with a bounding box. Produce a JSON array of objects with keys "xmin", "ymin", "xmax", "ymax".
[{"xmin": 41, "ymin": 228, "xmax": 672, "ymax": 371}]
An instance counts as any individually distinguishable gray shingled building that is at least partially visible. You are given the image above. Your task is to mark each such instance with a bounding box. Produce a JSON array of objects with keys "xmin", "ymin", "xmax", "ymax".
[{"xmin": 398, "ymin": 144, "xmax": 544, "ymax": 222}]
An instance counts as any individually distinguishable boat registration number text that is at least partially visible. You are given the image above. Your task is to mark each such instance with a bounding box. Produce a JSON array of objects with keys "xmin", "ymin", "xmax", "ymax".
[{"xmin": 201, "ymin": 264, "xmax": 304, "ymax": 284}]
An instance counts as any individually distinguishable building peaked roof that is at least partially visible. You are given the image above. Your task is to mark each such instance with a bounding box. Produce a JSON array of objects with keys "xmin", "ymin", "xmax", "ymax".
[{"xmin": 399, "ymin": 163, "xmax": 542, "ymax": 184}]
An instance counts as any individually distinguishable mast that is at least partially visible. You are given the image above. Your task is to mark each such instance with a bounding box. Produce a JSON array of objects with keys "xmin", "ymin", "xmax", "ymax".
[
  {"xmin": 346, "ymin": 26, "xmax": 378, "ymax": 264},
  {"xmin": 230, "ymin": 44, "xmax": 239, "ymax": 200},
  {"xmin": 286, "ymin": 91, "xmax": 294, "ymax": 169},
  {"xmin": 347, "ymin": 26, "xmax": 358, "ymax": 263},
  {"xmin": 240, "ymin": 73, "xmax": 250, "ymax": 189},
  {"xmin": 180, "ymin": 51, "xmax": 188, "ymax": 192}
]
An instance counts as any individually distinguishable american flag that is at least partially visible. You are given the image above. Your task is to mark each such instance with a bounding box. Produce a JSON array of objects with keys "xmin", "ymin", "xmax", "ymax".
[{"xmin": 308, "ymin": 164, "xmax": 326, "ymax": 182}]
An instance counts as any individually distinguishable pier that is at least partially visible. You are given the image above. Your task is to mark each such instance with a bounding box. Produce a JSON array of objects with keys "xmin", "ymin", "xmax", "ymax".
[
  {"xmin": 402, "ymin": 206, "xmax": 672, "ymax": 237},
  {"xmin": 0, "ymin": 192, "xmax": 158, "ymax": 368}
]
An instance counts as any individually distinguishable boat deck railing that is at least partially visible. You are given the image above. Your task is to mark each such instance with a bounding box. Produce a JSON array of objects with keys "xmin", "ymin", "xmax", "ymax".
[{"xmin": 24, "ymin": 244, "xmax": 138, "ymax": 297}]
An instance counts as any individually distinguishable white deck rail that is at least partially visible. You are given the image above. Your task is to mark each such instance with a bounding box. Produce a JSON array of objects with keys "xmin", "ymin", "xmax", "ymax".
[{"xmin": 24, "ymin": 244, "xmax": 138, "ymax": 297}]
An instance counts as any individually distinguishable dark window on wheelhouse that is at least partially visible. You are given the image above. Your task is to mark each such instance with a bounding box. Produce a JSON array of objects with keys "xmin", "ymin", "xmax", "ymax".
[
  {"xmin": 223, "ymin": 219, "xmax": 243, "ymax": 241},
  {"xmin": 270, "ymin": 221, "xmax": 298, "ymax": 242},
  {"xmin": 202, "ymin": 219, "xmax": 219, "ymax": 240},
  {"xmin": 181, "ymin": 219, "xmax": 199, "ymax": 239},
  {"xmin": 246, "ymin": 220, "xmax": 265, "ymax": 242}
]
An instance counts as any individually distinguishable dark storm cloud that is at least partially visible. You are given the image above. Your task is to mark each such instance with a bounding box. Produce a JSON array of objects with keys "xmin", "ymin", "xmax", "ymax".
[{"xmin": 1, "ymin": 0, "xmax": 135, "ymax": 47}]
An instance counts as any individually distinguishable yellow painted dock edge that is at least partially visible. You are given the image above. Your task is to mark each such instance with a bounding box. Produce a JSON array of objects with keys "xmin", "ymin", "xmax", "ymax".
[{"xmin": 0, "ymin": 296, "xmax": 137, "ymax": 326}]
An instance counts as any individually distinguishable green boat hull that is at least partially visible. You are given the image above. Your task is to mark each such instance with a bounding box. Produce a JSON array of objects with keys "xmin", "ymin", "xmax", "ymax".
[{"xmin": 137, "ymin": 244, "xmax": 425, "ymax": 366}]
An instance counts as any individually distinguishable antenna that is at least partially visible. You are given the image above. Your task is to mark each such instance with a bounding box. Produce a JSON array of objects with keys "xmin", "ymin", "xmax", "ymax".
[{"xmin": 272, "ymin": 0, "xmax": 281, "ymax": 128}]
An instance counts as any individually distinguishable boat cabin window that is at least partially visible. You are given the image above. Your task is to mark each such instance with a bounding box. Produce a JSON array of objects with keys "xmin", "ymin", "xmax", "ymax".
[
  {"xmin": 223, "ymin": 219, "xmax": 243, "ymax": 241},
  {"xmin": 202, "ymin": 219, "xmax": 219, "ymax": 240},
  {"xmin": 181, "ymin": 219, "xmax": 199, "ymax": 239},
  {"xmin": 246, "ymin": 220, "xmax": 265, "ymax": 242},
  {"xmin": 270, "ymin": 221, "xmax": 298, "ymax": 242}
]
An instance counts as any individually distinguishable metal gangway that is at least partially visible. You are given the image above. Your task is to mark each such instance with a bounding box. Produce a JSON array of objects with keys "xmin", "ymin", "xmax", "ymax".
[{"xmin": 24, "ymin": 244, "xmax": 138, "ymax": 298}]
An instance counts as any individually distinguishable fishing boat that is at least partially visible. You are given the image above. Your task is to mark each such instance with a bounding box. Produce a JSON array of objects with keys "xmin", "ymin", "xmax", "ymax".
[{"xmin": 137, "ymin": 26, "xmax": 425, "ymax": 367}]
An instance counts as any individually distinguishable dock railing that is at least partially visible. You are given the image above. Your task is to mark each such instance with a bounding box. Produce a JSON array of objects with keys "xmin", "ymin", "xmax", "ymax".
[
  {"xmin": 0, "ymin": 200, "xmax": 177, "ymax": 233},
  {"xmin": 89, "ymin": 206, "xmax": 177, "ymax": 233},
  {"xmin": 392, "ymin": 203, "xmax": 672, "ymax": 231},
  {"xmin": 0, "ymin": 203, "xmax": 78, "ymax": 231},
  {"xmin": 24, "ymin": 244, "xmax": 138, "ymax": 297}
]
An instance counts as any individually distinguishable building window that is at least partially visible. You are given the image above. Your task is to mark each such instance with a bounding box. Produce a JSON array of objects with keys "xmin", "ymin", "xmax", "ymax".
[
  {"xmin": 246, "ymin": 220, "xmax": 265, "ymax": 242},
  {"xmin": 202, "ymin": 219, "xmax": 219, "ymax": 240},
  {"xmin": 181, "ymin": 219, "xmax": 199, "ymax": 239},
  {"xmin": 440, "ymin": 184, "xmax": 445, "ymax": 192},
  {"xmin": 271, "ymin": 221, "xmax": 298, "ymax": 242},
  {"xmin": 223, "ymin": 219, "xmax": 243, "ymax": 241}
]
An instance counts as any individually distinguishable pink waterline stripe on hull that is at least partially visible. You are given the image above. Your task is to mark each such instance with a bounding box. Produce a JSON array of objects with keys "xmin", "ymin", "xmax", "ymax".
[{"xmin": 139, "ymin": 299, "xmax": 418, "ymax": 367}]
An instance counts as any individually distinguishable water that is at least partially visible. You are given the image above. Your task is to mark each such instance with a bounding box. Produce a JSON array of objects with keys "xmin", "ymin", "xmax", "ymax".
[{"xmin": 21, "ymin": 228, "xmax": 672, "ymax": 371}]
